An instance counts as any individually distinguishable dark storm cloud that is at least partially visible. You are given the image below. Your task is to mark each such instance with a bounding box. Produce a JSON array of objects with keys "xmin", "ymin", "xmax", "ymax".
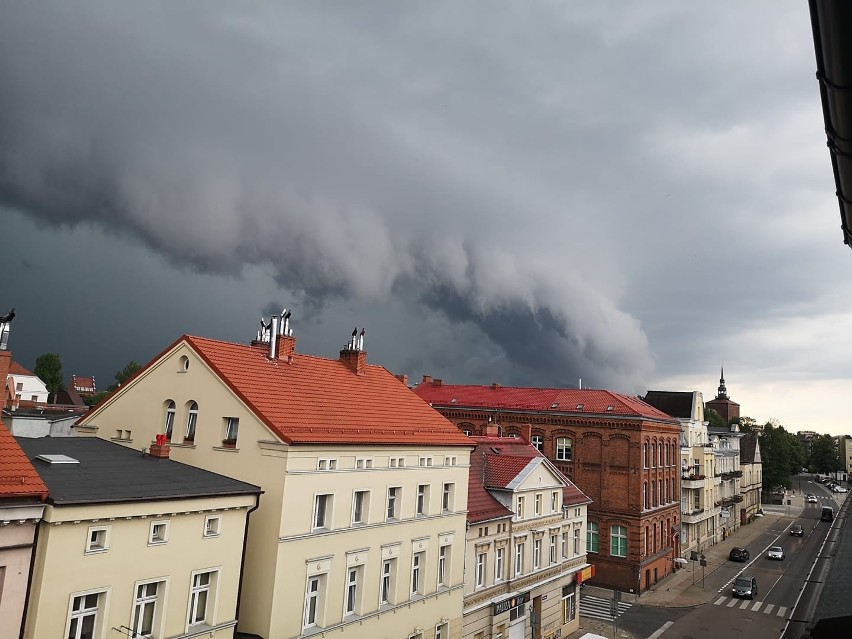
[{"xmin": 0, "ymin": 1, "xmax": 844, "ymax": 407}]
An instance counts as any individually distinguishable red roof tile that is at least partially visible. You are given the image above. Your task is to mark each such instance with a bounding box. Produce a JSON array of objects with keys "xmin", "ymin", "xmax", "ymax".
[
  {"xmin": 8, "ymin": 361, "xmax": 36, "ymax": 377},
  {"xmin": 125, "ymin": 336, "xmax": 473, "ymax": 448},
  {"xmin": 466, "ymin": 436, "xmax": 591, "ymax": 523},
  {"xmin": 413, "ymin": 383, "xmax": 675, "ymax": 421},
  {"xmin": 0, "ymin": 423, "xmax": 48, "ymax": 499}
]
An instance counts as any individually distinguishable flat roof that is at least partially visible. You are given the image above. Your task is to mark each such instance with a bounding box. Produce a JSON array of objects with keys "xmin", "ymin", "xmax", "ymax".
[{"xmin": 16, "ymin": 437, "xmax": 261, "ymax": 505}]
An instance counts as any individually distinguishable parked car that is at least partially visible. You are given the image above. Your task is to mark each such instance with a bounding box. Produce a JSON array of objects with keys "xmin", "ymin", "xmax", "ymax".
[
  {"xmin": 807, "ymin": 494, "xmax": 818, "ymax": 503},
  {"xmin": 729, "ymin": 547, "xmax": 750, "ymax": 562},
  {"xmin": 767, "ymin": 545, "xmax": 785, "ymax": 560},
  {"xmin": 732, "ymin": 576, "xmax": 758, "ymax": 599},
  {"xmin": 832, "ymin": 486, "xmax": 847, "ymax": 493},
  {"xmin": 790, "ymin": 524, "xmax": 804, "ymax": 536}
]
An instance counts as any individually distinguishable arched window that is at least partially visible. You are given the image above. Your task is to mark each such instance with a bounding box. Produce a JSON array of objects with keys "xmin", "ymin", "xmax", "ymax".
[
  {"xmin": 651, "ymin": 481, "xmax": 656, "ymax": 507},
  {"xmin": 164, "ymin": 401, "xmax": 176, "ymax": 439},
  {"xmin": 658, "ymin": 480, "xmax": 663, "ymax": 506},
  {"xmin": 644, "ymin": 443, "xmax": 649, "ymax": 468},
  {"xmin": 651, "ymin": 443, "xmax": 656, "ymax": 467},
  {"xmin": 185, "ymin": 401, "xmax": 198, "ymax": 442},
  {"xmin": 643, "ymin": 482, "xmax": 648, "ymax": 510}
]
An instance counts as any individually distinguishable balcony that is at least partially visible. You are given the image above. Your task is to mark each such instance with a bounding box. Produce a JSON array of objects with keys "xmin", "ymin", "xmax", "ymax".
[
  {"xmin": 681, "ymin": 475, "xmax": 706, "ymax": 489},
  {"xmin": 681, "ymin": 508, "xmax": 707, "ymax": 524},
  {"xmin": 719, "ymin": 470, "xmax": 743, "ymax": 481}
]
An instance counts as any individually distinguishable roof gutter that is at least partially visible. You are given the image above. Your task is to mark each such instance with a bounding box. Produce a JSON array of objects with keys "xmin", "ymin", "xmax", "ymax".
[{"xmin": 809, "ymin": 0, "xmax": 852, "ymax": 248}]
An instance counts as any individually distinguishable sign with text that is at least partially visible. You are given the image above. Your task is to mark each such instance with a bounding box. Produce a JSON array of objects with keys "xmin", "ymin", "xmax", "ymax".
[{"xmin": 493, "ymin": 591, "xmax": 529, "ymax": 616}]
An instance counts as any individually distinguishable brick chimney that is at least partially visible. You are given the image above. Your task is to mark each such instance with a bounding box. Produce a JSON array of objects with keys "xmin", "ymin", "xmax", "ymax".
[
  {"xmin": 0, "ymin": 350, "xmax": 11, "ymax": 409},
  {"xmin": 340, "ymin": 348, "xmax": 367, "ymax": 375},
  {"xmin": 520, "ymin": 423, "xmax": 532, "ymax": 444},
  {"xmin": 395, "ymin": 373, "xmax": 409, "ymax": 386},
  {"xmin": 421, "ymin": 375, "xmax": 432, "ymax": 384},
  {"xmin": 149, "ymin": 434, "xmax": 171, "ymax": 459},
  {"xmin": 276, "ymin": 335, "xmax": 296, "ymax": 360},
  {"xmin": 485, "ymin": 420, "xmax": 500, "ymax": 438}
]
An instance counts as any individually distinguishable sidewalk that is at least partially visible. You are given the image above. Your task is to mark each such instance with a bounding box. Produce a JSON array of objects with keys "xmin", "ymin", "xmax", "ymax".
[{"xmin": 562, "ymin": 488, "xmax": 846, "ymax": 639}]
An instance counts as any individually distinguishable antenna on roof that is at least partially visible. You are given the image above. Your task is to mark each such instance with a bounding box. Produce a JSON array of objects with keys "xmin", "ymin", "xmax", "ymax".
[
  {"xmin": 578, "ymin": 378, "xmax": 582, "ymax": 390},
  {"xmin": 0, "ymin": 307, "xmax": 15, "ymax": 350}
]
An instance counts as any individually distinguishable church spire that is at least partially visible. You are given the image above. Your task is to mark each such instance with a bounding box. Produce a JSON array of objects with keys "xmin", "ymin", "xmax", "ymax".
[{"xmin": 717, "ymin": 366, "xmax": 728, "ymax": 399}]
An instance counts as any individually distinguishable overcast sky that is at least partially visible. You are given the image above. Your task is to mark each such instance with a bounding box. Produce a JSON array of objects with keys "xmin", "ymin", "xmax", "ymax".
[{"xmin": 2, "ymin": 1, "xmax": 850, "ymax": 436}]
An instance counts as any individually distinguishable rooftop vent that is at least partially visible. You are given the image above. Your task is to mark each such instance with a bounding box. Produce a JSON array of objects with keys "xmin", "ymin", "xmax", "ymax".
[
  {"xmin": 606, "ymin": 406, "xmax": 614, "ymax": 412},
  {"xmin": 550, "ymin": 403, "xmax": 558, "ymax": 409},
  {"xmin": 35, "ymin": 454, "xmax": 79, "ymax": 464},
  {"xmin": 575, "ymin": 404, "xmax": 584, "ymax": 410}
]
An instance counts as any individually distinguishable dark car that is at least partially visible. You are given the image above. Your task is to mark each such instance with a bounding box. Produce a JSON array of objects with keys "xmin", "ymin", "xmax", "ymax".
[
  {"xmin": 732, "ymin": 575, "xmax": 758, "ymax": 599},
  {"xmin": 729, "ymin": 547, "xmax": 750, "ymax": 562},
  {"xmin": 790, "ymin": 524, "xmax": 804, "ymax": 536}
]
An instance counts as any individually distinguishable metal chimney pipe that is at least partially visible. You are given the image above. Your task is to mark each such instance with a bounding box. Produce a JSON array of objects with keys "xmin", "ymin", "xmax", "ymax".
[{"xmin": 268, "ymin": 315, "xmax": 279, "ymax": 360}]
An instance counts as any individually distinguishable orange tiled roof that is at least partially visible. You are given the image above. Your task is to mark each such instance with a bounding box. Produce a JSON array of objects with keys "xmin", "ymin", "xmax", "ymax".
[
  {"xmin": 414, "ymin": 383, "xmax": 675, "ymax": 421},
  {"xmin": 8, "ymin": 361, "xmax": 36, "ymax": 377},
  {"xmin": 183, "ymin": 336, "xmax": 474, "ymax": 447},
  {"xmin": 467, "ymin": 436, "xmax": 590, "ymax": 523},
  {"xmin": 72, "ymin": 375, "xmax": 96, "ymax": 391},
  {"xmin": 0, "ymin": 423, "xmax": 48, "ymax": 499}
]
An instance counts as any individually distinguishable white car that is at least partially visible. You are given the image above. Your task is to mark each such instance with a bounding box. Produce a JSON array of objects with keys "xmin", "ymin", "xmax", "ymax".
[
  {"xmin": 832, "ymin": 486, "xmax": 848, "ymax": 493},
  {"xmin": 807, "ymin": 494, "xmax": 818, "ymax": 503},
  {"xmin": 767, "ymin": 546, "xmax": 785, "ymax": 560}
]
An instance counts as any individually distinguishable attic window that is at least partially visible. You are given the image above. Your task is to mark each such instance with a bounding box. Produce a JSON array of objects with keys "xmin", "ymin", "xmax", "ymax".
[
  {"xmin": 451, "ymin": 398, "xmax": 457, "ymax": 403},
  {"xmin": 606, "ymin": 406, "xmax": 614, "ymax": 412},
  {"xmin": 35, "ymin": 454, "xmax": 79, "ymax": 464},
  {"xmin": 575, "ymin": 404, "xmax": 584, "ymax": 410},
  {"xmin": 551, "ymin": 403, "xmax": 558, "ymax": 409}
]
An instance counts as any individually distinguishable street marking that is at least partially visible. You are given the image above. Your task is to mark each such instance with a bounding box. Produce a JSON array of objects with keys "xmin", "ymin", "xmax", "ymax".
[
  {"xmin": 740, "ymin": 600, "xmax": 751, "ymax": 609},
  {"xmin": 647, "ymin": 621, "xmax": 674, "ymax": 639},
  {"xmin": 764, "ymin": 604, "xmax": 775, "ymax": 614},
  {"xmin": 727, "ymin": 599, "xmax": 738, "ymax": 607},
  {"xmin": 752, "ymin": 601, "xmax": 763, "ymax": 611},
  {"xmin": 714, "ymin": 597, "xmax": 726, "ymax": 606},
  {"xmin": 777, "ymin": 606, "xmax": 787, "ymax": 617}
]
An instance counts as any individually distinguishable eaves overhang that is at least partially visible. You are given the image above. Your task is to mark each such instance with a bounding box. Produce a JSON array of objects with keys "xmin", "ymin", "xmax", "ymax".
[{"xmin": 810, "ymin": 0, "xmax": 852, "ymax": 248}]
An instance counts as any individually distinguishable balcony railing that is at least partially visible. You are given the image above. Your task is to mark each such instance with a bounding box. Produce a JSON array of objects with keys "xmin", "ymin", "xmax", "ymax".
[
  {"xmin": 681, "ymin": 476, "xmax": 706, "ymax": 489},
  {"xmin": 681, "ymin": 508, "xmax": 707, "ymax": 524}
]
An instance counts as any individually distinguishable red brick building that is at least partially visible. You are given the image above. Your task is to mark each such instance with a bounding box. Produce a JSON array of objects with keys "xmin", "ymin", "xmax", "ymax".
[
  {"xmin": 413, "ymin": 379, "xmax": 682, "ymax": 593},
  {"xmin": 704, "ymin": 368, "xmax": 740, "ymax": 422}
]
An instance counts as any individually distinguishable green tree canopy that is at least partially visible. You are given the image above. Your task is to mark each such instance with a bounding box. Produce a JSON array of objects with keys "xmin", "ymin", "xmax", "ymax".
[
  {"xmin": 758, "ymin": 422, "xmax": 799, "ymax": 491},
  {"xmin": 809, "ymin": 434, "xmax": 841, "ymax": 474},
  {"xmin": 33, "ymin": 353, "xmax": 63, "ymax": 403},
  {"xmin": 109, "ymin": 360, "xmax": 142, "ymax": 392},
  {"xmin": 705, "ymin": 407, "xmax": 727, "ymax": 429}
]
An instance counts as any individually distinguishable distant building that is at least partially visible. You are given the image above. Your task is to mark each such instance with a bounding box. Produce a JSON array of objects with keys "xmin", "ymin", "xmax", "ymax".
[
  {"xmin": 797, "ymin": 431, "xmax": 820, "ymax": 460},
  {"xmin": 3, "ymin": 406, "xmax": 88, "ymax": 438},
  {"xmin": 643, "ymin": 391, "xmax": 718, "ymax": 555},
  {"xmin": 414, "ymin": 379, "xmax": 681, "ymax": 594},
  {"xmin": 70, "ymin": 374, "xmax": 96, "ymax": 397},
  {"xmin": 462, "ymin": 430, "xmax": 592, "ymax": 639},
  {"xmin": 704, "ymin": 368, "xmax": 740, "ymax": 423},
  {"xmin": 739, "ymin": 432, "xmax": 763, "ymax": 524},
  {"xmin": 707, "ymin": 424, "xmax": 744, "ymax": 536},
  {"xmin": 17, "ymin": 436, "xmax": 260, "ymax": 639},
  {"xmin": 0, "ymin": 424, "xmax": 47, "ymax": 639},
  {"xmin": 6, "ymin": 361, "xmax": 49, "ymax": 407}
]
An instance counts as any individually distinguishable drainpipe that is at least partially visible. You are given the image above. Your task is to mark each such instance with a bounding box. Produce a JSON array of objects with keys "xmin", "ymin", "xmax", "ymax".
[{"xmin": 235, "ymin": 491, "xmax": 263, "ymax": 633}]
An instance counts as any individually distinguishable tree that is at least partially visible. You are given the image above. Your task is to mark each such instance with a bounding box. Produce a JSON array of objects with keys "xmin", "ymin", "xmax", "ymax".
[
  {"xmin": 705, "ymin": 407, "xmax": 727, "ymax": 429},
  {"xmin": 809, "ymin": 434, "xmax": 841, "ymax": 474},
  {"xmin": 737, "ymin": 416, "xmax": 758, "ymax": 433},
  {"xmin": 759, "ymin": 422, "xmax": 796, "ymax": 492},
  {"xmin": 109, "ymin": 360, "xmax": 142, "ymax": 392},
  {"xmin": 33, "ymin": 353, "xmax": 63, "ymax": 403}
]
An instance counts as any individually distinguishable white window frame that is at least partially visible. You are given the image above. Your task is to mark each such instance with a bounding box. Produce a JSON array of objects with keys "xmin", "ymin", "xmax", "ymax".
[
  {"xmin": 313, "ymin": 494, "xmax": 333, "ymax": 530},
  {"xmin": 132, "ymin": 579, "xmax": 165, "ymax": 639},
  {"xmin": 533, "ymin": 539, "xmax": 542, "ymax": 569},
  {"xmin": 304, "ymin": 574, "xmax": 325, "ymax": 629},
  {"xmin": 438, "ymin": 545, "xmax": 449, "ymax": 587},
  {"xmin": 149, "ymin": 520, "xmax": 169, "ymax": 545},
  {"xmin": 188, "ymin": 569, "xmax": 218, "ymax": 627},
  {"xmin": 387, "ymin": 486, "xmax": 400, "ymax": 521},
  {"xmin": 495, "ymin": 547, "xmax": 504, "ymax": 582},
  {"xmin": 515, "ymin": 541, "xmax": 524, "ymax": 575},
  {"xmin": 418, "ymin": 456, "xmax": 433, "ymax": 467},
  {"xmin": 442, "ymin": 483, "xmax": 454, "ymax": 513},
  {"xmin": 550, "ymin": 534, "xmax": 558, "ymax": 564},
  {"xmin": 185, "ymin": 401, "xmax": 198, "ymax": 441},
  {"xmin": 352, "ymin": 490, "xmax": 369, "ymax": 525},
  {"xmin": 574, "ymin": 528, "xmax": 581, "ymax": 556},
  {"xmin": 355, "ymin": 457, "xmax": 373, "ymax": 469},
  {"xmin": 535, "ymin": 493, "xmax": 542, "ymax": 515},
  {"xmin": 411, "ymin": 551, "xmax": 424, "ymax": 596},
  {"xmin": 556, "ymin": 437, "xmax": 572, "ymax": 461},
  {"xmin": 223, "ymin": 416, "xmax": 239, "ymax": 444},
  {"xmin": 475, "ymin": 552, "xmax": 486, "ymax": 588},
  {"xmin": 204, "ymin": 515, "xmax": 221, "ymax": 538},
  {"xmin": 551, "ymin": 491, "xmax": 559, "ymax": 512},
  {"xmin": 66, "ymin": 590, "xmax": 107, "ymax": 639},
  {"xmin": 86, "ymin": 526, "xmax": 110, "ymax": 554},
  {"xmin": 344, "ymin": 566, "xmax": 362, "ymax": 617},
  {"xmin": 587, "ymin": 522, "xmax": 599, "ymax": 553},
  {"xmin": 531, "ymin": 434, "xmax": 544, "ymax": 451},
  {"xmin": 164, "ymin": 401, "xmax": 176, "ymax": 440},
  {"xmin": 380, "ymin": 559, "xmax": 395, "ymax": 606},
  {"xmin": 516, "ymin": 495, "xmax": 524, "ymax": 519},
  {"xmin": 610, "ymin": 525, "xmax": 628, "ymax": 558},
  {"xmin": 436, "ymin": 622, "xmax": 448, "ymax": 639},
  {"xmin": 563, "ymin": 588, "xmax": 576, "ymax": 623},
  {"xmin": 417, "ymin": 484, "xmax": 429, "ymax": 516}
]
